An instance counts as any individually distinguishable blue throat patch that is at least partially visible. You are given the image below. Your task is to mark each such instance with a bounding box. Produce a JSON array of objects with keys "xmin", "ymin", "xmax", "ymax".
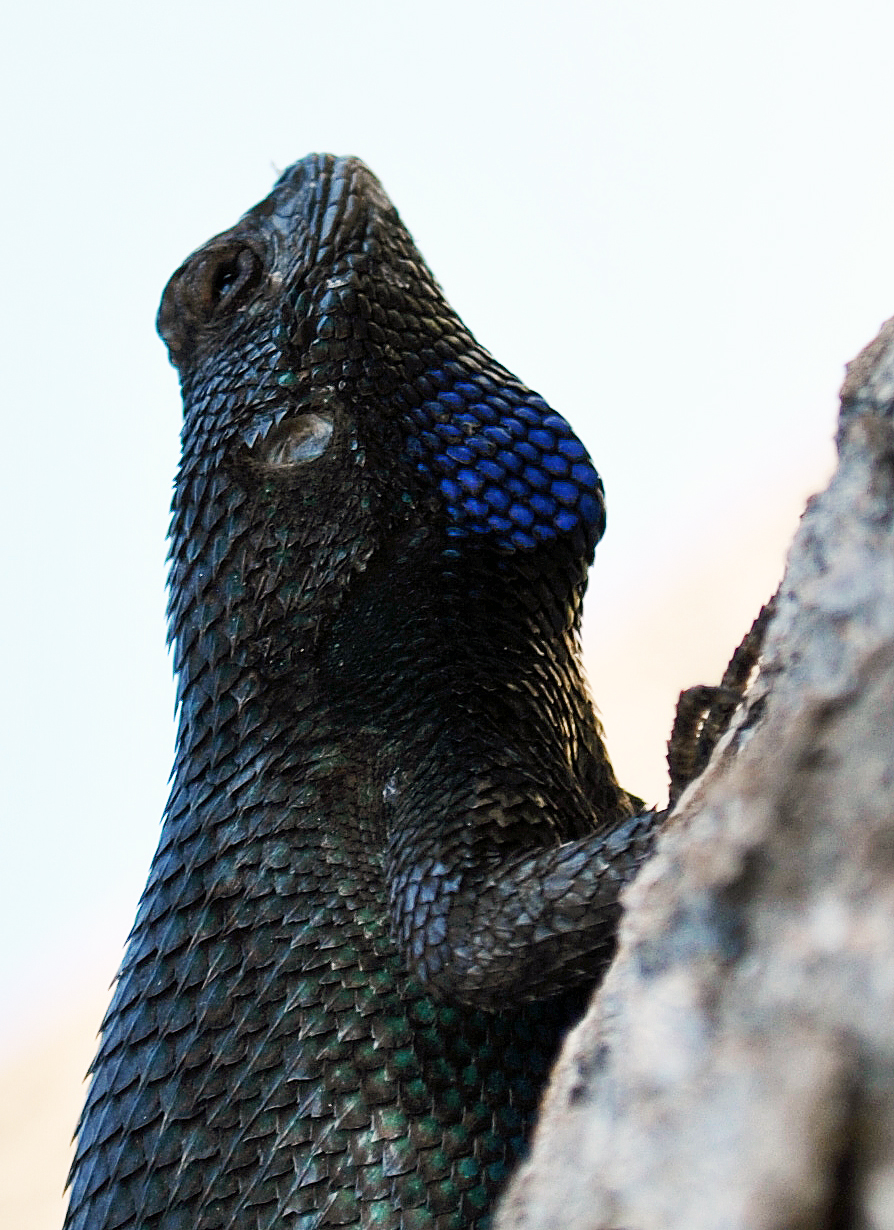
[{"xmin": 402, "ymin": 363, "xmax": 605, "ymax": 557}]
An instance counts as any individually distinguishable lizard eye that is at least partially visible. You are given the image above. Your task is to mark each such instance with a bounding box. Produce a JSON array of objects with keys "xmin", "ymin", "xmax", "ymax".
[
  {"xmin": 157, "ymin": 241, "xmax": 265, "ymax": 358},
  {"xmin": 208, "ymin": 247, "xmax": 261, "ymax": 312},
  {"xmin": 202, "ymin": 245, "xmax": 263, "ymax": 315},
  {"xmin": 248, "ymin": 412, "xmax": 334, "ymax": 468}
]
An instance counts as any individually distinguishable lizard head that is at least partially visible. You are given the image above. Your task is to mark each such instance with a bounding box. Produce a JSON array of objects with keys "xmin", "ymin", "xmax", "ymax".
[{"xmin": 157, "ymin": 155, "xmax": 607, "ymax": 731}]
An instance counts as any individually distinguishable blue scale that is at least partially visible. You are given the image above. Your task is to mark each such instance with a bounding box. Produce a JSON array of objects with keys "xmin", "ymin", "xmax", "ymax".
[{"xmin": 401, "ymin": 376, "xmax": 606, "ymax": 557}]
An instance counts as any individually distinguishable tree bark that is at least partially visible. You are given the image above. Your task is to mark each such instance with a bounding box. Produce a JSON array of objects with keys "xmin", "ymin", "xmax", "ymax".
[{"xmin": 496, "ymin": 318, "xmax": 894, "ymax": 1230}]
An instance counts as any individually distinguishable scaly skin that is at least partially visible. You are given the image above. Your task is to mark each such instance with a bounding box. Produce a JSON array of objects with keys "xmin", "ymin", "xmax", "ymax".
[{"xmin": 65, "ymin": 155, "xmax": 659, "ymax": 1230}]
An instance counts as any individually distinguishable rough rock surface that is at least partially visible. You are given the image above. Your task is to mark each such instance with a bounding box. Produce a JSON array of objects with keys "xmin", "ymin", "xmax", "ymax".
[{"xmin": 496, "ymin": 318, "xmax": 894, "ymax": 1230}]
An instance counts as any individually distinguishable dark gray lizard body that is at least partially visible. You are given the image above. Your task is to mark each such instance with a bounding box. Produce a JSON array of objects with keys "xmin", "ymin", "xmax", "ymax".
[{"xmin": 65, "ymin": 155, "xmax": 659, "ymax": 1230}]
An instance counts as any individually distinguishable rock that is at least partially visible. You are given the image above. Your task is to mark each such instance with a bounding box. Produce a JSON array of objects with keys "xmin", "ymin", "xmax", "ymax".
[{"xmin": 497, "ymin": 318, "xmax": 894, "ymax": 1230}]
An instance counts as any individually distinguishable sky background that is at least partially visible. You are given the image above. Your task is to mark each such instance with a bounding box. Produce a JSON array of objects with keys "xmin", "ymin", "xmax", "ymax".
[{"xmin": 3, "ymin": 2, "xmax": 894, "ymax": 1224}]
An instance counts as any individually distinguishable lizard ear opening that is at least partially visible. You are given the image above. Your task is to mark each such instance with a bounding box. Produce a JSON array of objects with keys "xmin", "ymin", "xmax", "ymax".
[{"xmin": 248, "ymin": 412, "xmax": 334, "ymax": 468}]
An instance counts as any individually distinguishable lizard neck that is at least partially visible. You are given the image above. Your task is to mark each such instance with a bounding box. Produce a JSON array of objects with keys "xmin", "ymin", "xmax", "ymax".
[{"xmin": 166, "ymin": 466, "xmax": 629, "ymax": 875}]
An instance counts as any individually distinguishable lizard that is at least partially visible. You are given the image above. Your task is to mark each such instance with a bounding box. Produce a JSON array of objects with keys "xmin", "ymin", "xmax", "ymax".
[{"xmin": 64, "ymin": 154, "xmax": 662, "ymax": 1230}]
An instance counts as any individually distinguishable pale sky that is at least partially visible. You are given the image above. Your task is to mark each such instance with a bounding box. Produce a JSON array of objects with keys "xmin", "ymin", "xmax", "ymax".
[{"xmin": 3, "ymin": 0, "xmax": 892, "ymax": 1116}]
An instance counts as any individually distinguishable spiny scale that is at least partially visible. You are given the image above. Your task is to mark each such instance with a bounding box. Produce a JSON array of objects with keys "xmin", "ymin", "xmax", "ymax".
[{"xmin": 65, "ymin": 155, "xmax": 658, "ymax": 1230}]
